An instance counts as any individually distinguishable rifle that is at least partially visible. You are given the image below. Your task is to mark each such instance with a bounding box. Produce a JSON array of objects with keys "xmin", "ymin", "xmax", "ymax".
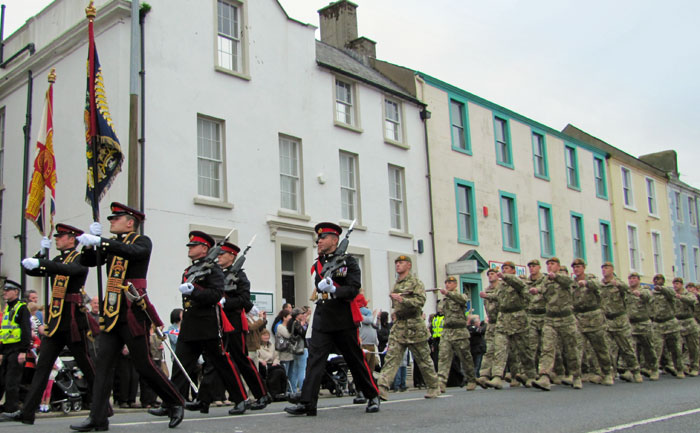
[
  {"xmin": 184, "ymin": 227, "xmax": 236, "ymax": 284},
  {"xmin": 224, "ymin": 234, "xmax": 256, "ymax": 292},
  {"xmin": 311, "ymin": 220, "xmax": 356, "ymax": 301}
]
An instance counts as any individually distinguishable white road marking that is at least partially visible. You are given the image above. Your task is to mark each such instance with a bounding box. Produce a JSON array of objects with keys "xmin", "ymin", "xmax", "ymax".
[{"xmin": 587, "ymin": 407, "xmax": 700, "ymax": 433}]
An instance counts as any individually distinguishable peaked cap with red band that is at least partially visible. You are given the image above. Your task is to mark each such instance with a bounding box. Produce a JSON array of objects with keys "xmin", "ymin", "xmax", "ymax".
[
  {"xmin": 220, "ymin": 242, "xmax": 240, "ymax": 255},
  {"xmin": 187, "ymin": 230, "xmax": 215, "ymax": 248},
  {"xmin": 314, "ymin": 222, "xmax": 342, "ymax": 238},
  {"xmin": 107, "ymin": 202, "xmax": 146, "ymax": 222},
  {"xmin": 54, "ymin": 223, "xmax": 84, "ymax": 237}
]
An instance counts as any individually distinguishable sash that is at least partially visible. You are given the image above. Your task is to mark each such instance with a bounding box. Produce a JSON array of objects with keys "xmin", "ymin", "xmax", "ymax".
[
  {"xmin": 102, "ymin": 232, "xmax": 139, "ymax": 332},
  {"xmin": 45, "ymin": 250, "xmax": 81, "ymax": 337}
]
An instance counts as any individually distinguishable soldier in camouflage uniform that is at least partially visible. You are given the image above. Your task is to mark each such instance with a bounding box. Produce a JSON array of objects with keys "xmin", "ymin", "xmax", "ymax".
[
  {"xmin": 480, "ymin": 262, "xmax": 535, "ymax": 389},
  {"xmin": 437, "ymin": 276, "xmax": 477, "ymax": 392},
  {"xmin": 650, "ymin": 274, "xmax": 685, "ymax": 378},
  {"xmin": 673, "ymin": 277, "xmax": 699, "ymax": 376},
  {"xmin": 377, "ymin": 256, "xmax": 440, "ymax": 400},
  {"xmin": 567, "ymin": 258, "xmax": 612, "ymax": 387},
  {"xmin": 688, "ymin": 283, "xmax": 700, "ymax": 373},
  {"xmin": 625, "ymin": 272, "xmax": 659, "ymax": 380},
  {"xmin": 525, "ymin": 260, "xmax": 547, "ymax": 373},
  {"xmin": 599, "ymin": 262, "xmax": 642, "ymax": 383},
  {"xmin": 476, "ymin": 269, "xmax": 500, "ymax": 388},
  {"xmin": 531, "ymin": 258, "xmax": 581, "ymax": 391}
]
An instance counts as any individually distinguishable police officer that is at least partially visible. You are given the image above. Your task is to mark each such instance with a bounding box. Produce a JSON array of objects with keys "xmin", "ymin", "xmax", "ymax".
[
  {"xmin": 285, "ymin": 222, "xmax": 379, "ymax": 416},
  {"xmin": 0, "ymin": 280, "xmax": 31, "ymax": 415},
  {"xmin": 156, "ymin": 231, "xmax": 248, "ymax": 417},
  {"xmin": 71, "ymin": 203, "xmax": 184, "ymax": 431},
  {"xmin": 4, "ymin": 224, "xmax": 96, "ymax": 425}
]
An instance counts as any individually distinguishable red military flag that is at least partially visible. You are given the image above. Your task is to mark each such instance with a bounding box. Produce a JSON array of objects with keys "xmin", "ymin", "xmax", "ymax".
[{"xmin": 25, "ymin": 68, "xmax": 58, "ymax": 236}]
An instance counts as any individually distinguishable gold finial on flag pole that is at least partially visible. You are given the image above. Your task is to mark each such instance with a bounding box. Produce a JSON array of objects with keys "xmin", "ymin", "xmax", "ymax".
[
  {"xmin": 85, "ymin": 1, "xmax": 96, "ymax": 20},
  {"xmin": 48, "ymin": 68, "xmax": 56, "ymax": 83}
]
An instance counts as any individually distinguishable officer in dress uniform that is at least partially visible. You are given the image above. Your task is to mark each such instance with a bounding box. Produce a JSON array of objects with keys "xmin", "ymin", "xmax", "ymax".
[
  {"xmin": 71, "ymin": 203, "xmax": 184, "ymax": 431},
  {"xmin": 0, "ymin": 280, "xmax": 31, "ymax": 415},
  {"xmin": 4, "ymin": 224, "xmax": 96, "ymax": 425},
  {"xmin": 285, "ymin": 222, "xmax": 380, "ymax": 416},
  {"xmin": 154, "ymin": 231, "xmax": 249, "ymax": 417}
]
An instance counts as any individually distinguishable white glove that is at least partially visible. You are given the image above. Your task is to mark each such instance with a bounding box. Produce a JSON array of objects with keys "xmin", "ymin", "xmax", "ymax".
[
  {"xmin": 89, "ymin": 222, "xmax": 103, "ymax": 236},
  {"xmin": 77, "ymin": 234, "xmax": 101, "ymax": 247},
  {"xmin": 318, "ymin": 277, "xmax": 336, "ymax": 293},
  {"xmin": 40, "ymin": 236, "xmax": 51, "ymax": 251},
  {"xmin": 249, "ymin": 306, "xmax": 260, "ymax": 316},
  {"xmin": 179, "ymin": 283, "xmax": 194, "ymax": 295},
  {"xmin": 22, "ymin": 258, "xmax": 40, "ymax": 270},
  {"xmin": 220, "ymin": 297, "xmax": 227, "ymax": 306}
]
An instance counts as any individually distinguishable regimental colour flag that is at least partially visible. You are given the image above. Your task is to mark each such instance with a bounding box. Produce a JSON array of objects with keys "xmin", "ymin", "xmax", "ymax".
[
  {"xmin": 84, "ymin": 2, "xmax": 123, "ymax": 217},
  {"xmin": 25, "ymin": 69, "xmax": 58, "ymax": 236}
]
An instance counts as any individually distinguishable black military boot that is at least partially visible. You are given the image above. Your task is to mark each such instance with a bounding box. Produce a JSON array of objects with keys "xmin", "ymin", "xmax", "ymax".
[
  {"xmin": 1, "ymin": 410, "xmax": 34, "ymax": 425},
  {"xmin": 366, "ymin": 396, "xmax": 380, "ymax": 413},
  {"xmin": 184, "ymin": 400, "xmax": 209, "ymax": 414},
  {"xmin": 69, "ymin": 417, "xmax": 109, "ymax": 432},
  {"xmin": 147, "ymin": 406, "xmax": 170, "ymax": 417},
  {"xmin": 284, "ymin": 403, "xmax": 317, "ymax": 416},
  {"xmin": 168, "ymin": 406, "xmax": 184, "ymax": 429},
  {"xmin": 248, "ymin": 395, "xmax": 270, "ymax": 410},
  {"xmin": 353, "ymin": 391, "xmax": 367, "ymax": 404},
  {"xmin": 228, "ymin": 400, "xmax": 246, "ymax": 415}
]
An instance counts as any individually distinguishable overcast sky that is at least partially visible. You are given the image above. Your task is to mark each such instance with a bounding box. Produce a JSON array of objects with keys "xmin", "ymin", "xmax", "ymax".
[{"xmin": 5, "ymin": 0, "xmax": 699, "ymax": 186}]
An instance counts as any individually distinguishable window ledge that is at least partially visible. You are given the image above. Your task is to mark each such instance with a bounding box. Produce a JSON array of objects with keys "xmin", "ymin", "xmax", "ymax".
[
  {"xmin": 458, "ymin": 239, "xmax": 479, "ymax": 246},
  {"xmin": 340, "ymin": 220, "xmax": 366, "ymax": 231},
  {"xmin": 451, "ymin": 146, "xmax": 472, "ymax": 156},
  {"xmin": 624, "ymin": 205, "xmax": 638, "ymax": 212},
  {"xmin": 214, "ymin": 66, "xmax": 251, "ymax": 81},
  {"xmin": 389, "ymin": 229, "xmax": 413, "ymax": 239},
  {"xmin": 193, "ymin": 196, "xmax": 233, "ymax": 209},
  {"xmin": 596, "ymin": 194, "xmax": 609, "ymax": 201},
  {"xmin": 496, "ymin": 161, "xmax": 514, "ymax": 170},
  {"xmin": 277, "ymin": 210, "xmax": 311, "ymax": 221},
  {"xmin": 502, "ymin": 246, "xmax": 521, "ymax": 253},
  {"xmin": 567, "ymin": 184, "xmax": 581, "ymax": 192},
  {"xmin": 534, "ymin": 174, "xmax": 550, "ymax": 182},
  {"xmin": 384, "ymin": 138, "xmax": 409, "ymax": 150},
  {"xmin": 334, "ymin": 121, "xmax": 363, "ymax": 134},
  {"xmin": 648, "ymin": 213, "xmax": 660, "ymax": 220}
]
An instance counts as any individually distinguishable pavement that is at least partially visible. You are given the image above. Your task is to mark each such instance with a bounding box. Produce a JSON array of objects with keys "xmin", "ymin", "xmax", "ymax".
[{"xmin": 3, "ymin": 374, "xmax": 700, "ymax": 432}]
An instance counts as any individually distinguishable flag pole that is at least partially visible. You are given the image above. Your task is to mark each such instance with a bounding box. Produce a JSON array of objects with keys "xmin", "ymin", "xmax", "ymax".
[
  {"xmin": 43, "ymin": 68, "xmax": 57, "ymax": 318},
  {"xmin": 86, "ymin": 2, "xmax": 104, "ymax": 314}
]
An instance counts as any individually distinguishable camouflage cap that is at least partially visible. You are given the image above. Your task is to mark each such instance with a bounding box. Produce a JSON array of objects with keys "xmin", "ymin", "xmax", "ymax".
[
  {"xmin": 546, "ymin": 257, "xmax": 560, "ymax": 264},
  {"xmin": 445, "ymin": 276, "xmax": 457, "ymax": 283},
  {"xmin": 601, "ymin": 261, "xmax": 614, "ymax": 268},
  {"xmin": 673, "ymin": 277, "xmax": 684, "ymax": 284},
  {"xmin": 628, "ymin": 272, "xmax": 641, "ymax": 279},
  {"xmin": 486, "ymin": 268, "xmax": 498, "ymax": 275},
  {"xmin": 395, "ymin": 255, "xmax": 412, "ymax": 264},
  {"xmin": 653, "ymin": 274, "xmax": 665, "ymax": 282},
  {"xmin": 559, "ymin": 265, "xmax": 569, "ymax": 274},
  {"xmin": 571, "ymin": 258, "xmax": 586, "ymax": 267},
  {"xmin": 527, "ymin": 259, "xmax": 540, "ymax": 266},
  {"xmin": 502, "ymin": 261, "xmax": 516, "ymax": 270},
  {"xmin": 686, "ymin": 282, "xmax": 696, "ymax": 288}
]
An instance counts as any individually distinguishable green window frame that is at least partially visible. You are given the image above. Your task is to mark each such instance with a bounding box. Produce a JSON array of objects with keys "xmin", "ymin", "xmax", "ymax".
[
  {"xmin": 449, "ymin": 98, "xmax": 471, "ymax": 155},
  {"xmin": 537, "ymin": 201, "xmax": 555, "ymax": 258},
  {"xmin": 493, "ymin": 115, "xmax": 513, "ymax": 169},
  {"xmin": 571, "ymin": 211, "xmax": 586, "ymax": 261},
  {"xmin": 593, "ymin": 156, "xmax": 608, "ymax": 199},
  {"xmin": 455, "ymin": 178, "xmax": 478, "ymax": 245},
  {"xmin": 565, "ymin": 145, "xmax": 580, "ymax": 191},
  {"xmin": 531, "ymin": 129, "xmax": 549, "ymax": 180},
  {"xmin": 599, "ymin": 219, "xmax": 613, "ymax": 263},
  {"xmin": 499, "ymin": 190, "xmax": 520, "ymax": 252}
]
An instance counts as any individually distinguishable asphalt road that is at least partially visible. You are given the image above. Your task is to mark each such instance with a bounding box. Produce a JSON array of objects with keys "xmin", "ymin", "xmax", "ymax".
[{"xmin": 4, "ymin": 374, "xmax": 700, "ymax": 433}]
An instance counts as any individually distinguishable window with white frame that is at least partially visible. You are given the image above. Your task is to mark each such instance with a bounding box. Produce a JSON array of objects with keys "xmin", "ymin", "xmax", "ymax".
[
  {"xmin": 675, "ymin": 191, "xmax": 682, "ymax": 222},
  {"xmin": 621, "ymin": 167, "xmax": 634, "ymax": 207},
  {"xmin": 500, "ymin": 192, "xmax": 519, "ymax": 251},
  {"xmin": 197, "ymin": 116, "xmax": 224, "ymax": 199},
  {"xmin": 279, "ymin": 136, "xmax": 302, "ymax": 212},
  {"xmin": 694, "ymin": 247, "xmax": 699, "ymax": 280},
  {"xmin": 600, "ymin": 221, "xmax": 613, "ymax": 263},
  {"xmin": 571, "ymin": 214, "xmax": 585, "ymax": 259},
  {"xmin": 688, "ymin": 197, "xmax": 697, "ymax": 226},
  {"xmin": 646, "ymin": 178, "xmax": 657, "ymax": 215},
  {"xmin": 680, "ymin": 244, "xmax": 688, "ymax": 279},
  {"xmin": 456, "ymin": 181, "xmax": 477, "ymax": 243},
  {"xmin": 651, "ymin": 231, "xmax": 663, "ymax": 275},
  {"xmin": 494, "ymin": 116, "xmax": 512, "ymax": 166},
  {"xmin": 538, "ymin": 204, "xmax": 554, "ymax": 257},
  {"xmin": 388, "ymin": 165, "xmax": 406, "ymax": 231},
  {"xmin": 339, "ymin": 151, "xmax": 359, "ymax": 221},
  {"xmin": 217, "ymin": 0, "xmax": 244, "ymax": 73},
  {"xmin": 335, "ymin": 79, "xmax": 355, "ymax": 126},
  {"xmin": 384, "ymin": 98, "xmax": 402, "ymax": 142},
  {"xmin": 594, "ymin": 157, "xmax": 606, "ymax": 198},
  {"xmin": 532, "ymin": 132, "xmax": 547, "ymax": 178},
  {"xmin": 628, "ymin": 225, "xmax": 640, "ymax": 271},
  {"xmin": 565, "ymin": 146, "xmax": 579, "ymax": 189},
  {"xmin": 450, "ymin": 100, "xmax": 467, "ymax": 150}
]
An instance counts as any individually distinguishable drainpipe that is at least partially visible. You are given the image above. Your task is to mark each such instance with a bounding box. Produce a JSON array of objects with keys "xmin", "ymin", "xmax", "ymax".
[
  {"xmin": 19, "ymin": 70, "xmax": 33, "ymax": 294},
  {"xmin": 416, "ymin": 76, "xmax": 437, "ymax": 290},
  {"xmin": 138, "ymin": 3, "xmax": 150, "ymax": 234}
]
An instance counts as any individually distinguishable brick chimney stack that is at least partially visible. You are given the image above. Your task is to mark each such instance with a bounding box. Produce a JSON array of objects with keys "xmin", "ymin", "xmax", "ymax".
[{"xmin": 318, "ymin": 0, "xmax": 376, "ymax": 58}]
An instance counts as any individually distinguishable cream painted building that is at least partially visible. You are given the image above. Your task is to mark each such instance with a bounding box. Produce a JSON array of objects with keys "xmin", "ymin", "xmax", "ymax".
[{"xmin": 564, "ymin": 125, "xmax": 674, "ymax": 283}]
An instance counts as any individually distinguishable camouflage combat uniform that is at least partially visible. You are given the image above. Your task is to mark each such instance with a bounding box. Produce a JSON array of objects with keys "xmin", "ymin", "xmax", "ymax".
[
  {"xmin": 651, "ymin": 285, "xmax": 684, "ymax": 376},
  {"xmin": 625, "ymin": 285, "xmax": 658, "ymax": 376},
  {"xmin": 674, "ymin": 288, "xmax": 699, "ymax": 374},
  {"xmin": 437, "ymin": 289, "xmax": 476, "ymax": 389},
  {"xmin": 570, "ymin": 273, "xmax": 613, "ymax": 377},
  {"xmin": 525, "ymin": 273, "xmax": 548, "ymax": 369},
  {"xmin": 478, "ymin": 284, "xmax": 499, "ymax": 379},
  {"xmin": 378, "ymin": 273, "xmax": 439, "ymax": 394},
  {"xmin": 600, "ymin": 276, "xmax": 640, "ymax": 375}
]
